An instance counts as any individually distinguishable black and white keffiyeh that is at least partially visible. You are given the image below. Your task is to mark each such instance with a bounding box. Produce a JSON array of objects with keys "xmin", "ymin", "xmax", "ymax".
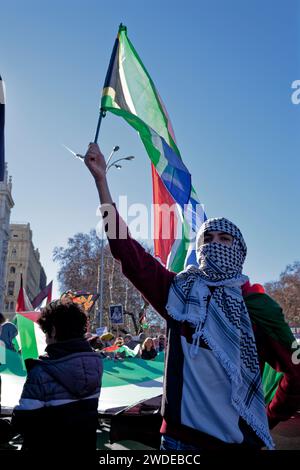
[
  {"xmin": 196, "ymin": 217, "xmax": 247, "ymax": 281},
  {"xmin": 166, "ymin": 217, "xmax": 274, "ymax": 449}
]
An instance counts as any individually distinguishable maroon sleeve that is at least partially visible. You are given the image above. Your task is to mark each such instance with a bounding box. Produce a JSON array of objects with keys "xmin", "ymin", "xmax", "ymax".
[
  {"xmin": 259, "ymin": 333, "xmax": 300, "ymax": 428},
  {"xmin": 102, "ymin": 204, "xmax": 175, "ymax": 318}
]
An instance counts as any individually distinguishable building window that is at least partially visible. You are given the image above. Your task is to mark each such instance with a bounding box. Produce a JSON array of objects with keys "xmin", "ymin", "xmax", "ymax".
[
  {"xmin": 10, "ymin": 302, "xmax": 14, "ymax": 312},
  {"xmin": 8, "ymin": 281, "xmax": 15, "ymax": 296},
  {"xmin": 10, "ymin": 266, "xmax": 16, "ymax": 274},
  {"xmin": 11, "ymin": 248, "xmax": 17, "ymax": 257},
  {"xmin": 5, "ymin": 302, "xmax": 9, "ymax": 310}
]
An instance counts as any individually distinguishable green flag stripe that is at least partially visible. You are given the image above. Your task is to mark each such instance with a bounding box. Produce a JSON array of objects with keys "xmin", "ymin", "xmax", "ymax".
[
  {"xmin": 262, "ymin": 363, "xmax": 283, "ymax": 404},
  {"xmin": 104, "ymin": 28, "xmax": 180, "ymax": 158},
  {"xmin": 101, "ymin": 353, "xmax": 164, "ymax": 387},
  {"xmin": 119, "ymin": 30, "xmax": 171, "ymax": 146},
  {"xmin": 168, "ymin": 221, "xmax": 191, "ymax": 272},
  {"xmin": 103, "ymin": 106, "xmax": 167, "ymax": 168},
  {"xmin": 16, "ymin": 314, "xmax": 39, "ymax": 361},
  {"xmin": 0, "ymin": 344, "xmax": 26, "ymax": 376}
]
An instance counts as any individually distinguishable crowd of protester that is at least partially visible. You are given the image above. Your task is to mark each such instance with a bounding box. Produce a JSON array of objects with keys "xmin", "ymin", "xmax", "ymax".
[
  {"xmin": 1, "ymin": 141, "xmax": 299, "ymax": 453},
  {"xmin": 86, "ymin": 329, "xmax": 166, "ymax": 360}
]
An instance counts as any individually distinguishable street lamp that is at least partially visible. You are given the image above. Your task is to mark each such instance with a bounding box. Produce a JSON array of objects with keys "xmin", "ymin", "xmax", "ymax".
[
  {"xmin": 106, "ymin": 156, "xmax": 135, "ymax": 172},
  {"xmin": 97, "ymin": 148, "xmax": 135, "ymax": 328},
  {"xmin": 62, "ymin": 142, "xmax": 134, "ymax": 329}
]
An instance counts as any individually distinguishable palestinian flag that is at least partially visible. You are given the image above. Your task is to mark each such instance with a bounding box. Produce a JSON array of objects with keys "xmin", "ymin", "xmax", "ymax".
[
  {"xmin": 16, "ymin": 275, "xmax": 34, "ymax": 313},
  {"xmin": 1, "ymin": 312, "xmax": 163, "ymax": 413},
  {"xmin": 0, "ymin": 313, "xmax": 44, "ymax": 377},
  {"xmin": 15, "ymin": 313, "xmax": 45, "ymax": 362},
  {"xmin": 1, "ymin": 323, "xmax": 164, "ymax": 413}
]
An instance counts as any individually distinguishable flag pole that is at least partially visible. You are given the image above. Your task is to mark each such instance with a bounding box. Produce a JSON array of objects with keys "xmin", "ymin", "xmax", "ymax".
[
  {"xmin": 94, "ymin": 109, "xmax": 106, "ymax": 143},
  {"xmin": 94, "ymin": 24, "xmax": 124, "ymax": 143}
]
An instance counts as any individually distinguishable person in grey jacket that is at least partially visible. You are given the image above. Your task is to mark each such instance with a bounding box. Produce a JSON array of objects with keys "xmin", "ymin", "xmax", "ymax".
[{"xmin": 11, "ymin": 299, "xmax": 103, "ymax": 452}]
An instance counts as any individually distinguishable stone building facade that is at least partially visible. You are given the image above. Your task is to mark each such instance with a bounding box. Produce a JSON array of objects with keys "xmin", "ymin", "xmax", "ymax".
[
  {"xmin": 0, "ymin": 167, "xmax": 14, "ymax": 311},
  {"xmin": 3, "ymin": 223, "xmax": 47, "ymax": 318}
]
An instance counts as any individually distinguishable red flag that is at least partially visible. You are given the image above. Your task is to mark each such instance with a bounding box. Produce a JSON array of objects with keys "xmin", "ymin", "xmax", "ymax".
[
  {"xmin": 151, "ymin": 164, "xmax": 177, "ymax": 266},
  {"xmin": 16, "ymin": 274, "xmax": 33, "ymax": 312},
  {"xmin": 18, "ymin": 311, "xmax": 41, "ymax": 322},
  {"xmin": 102, "ymin": 345, "xmax": 119, "ymax": 353}
]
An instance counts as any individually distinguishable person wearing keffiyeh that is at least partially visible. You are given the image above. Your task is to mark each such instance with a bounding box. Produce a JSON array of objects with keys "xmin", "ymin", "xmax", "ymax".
[
  {"xmin": 166, "ymin": 218, "xmax": 273, "ymax": 448},
  {"xmin": 85, "ymin": 143, "xmax": 300, "ymax": 451}
]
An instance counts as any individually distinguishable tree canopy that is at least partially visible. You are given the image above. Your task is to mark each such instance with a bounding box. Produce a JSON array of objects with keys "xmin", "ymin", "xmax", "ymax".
[
  {"xmin": 265, "ymin": 261, "xmax": 300, "ymax": 324},
  {"xmin": 53, "ymin": 230, "xmax": 165, "ymax": 333}
]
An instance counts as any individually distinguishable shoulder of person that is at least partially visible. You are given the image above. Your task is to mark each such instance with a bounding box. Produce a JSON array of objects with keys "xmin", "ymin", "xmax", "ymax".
[
  {"xmin": 242, "ymin": 282, "xmax": 283, "ymax": 312},
  {"xmin": 10, "ymin": 322, "xmax": 18, "ymax": 331},
  {"xmin": 244, "ymin": 291, "xmax": 282, "ymax": 313},
  {"xmin": 25, "ymin": 358, "xmax": 43, "ymax": 374}
]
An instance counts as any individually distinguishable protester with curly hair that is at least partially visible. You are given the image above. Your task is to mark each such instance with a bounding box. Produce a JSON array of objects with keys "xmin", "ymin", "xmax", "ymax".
[{"xmin": 11, "ymin": 300, "xmax": 103, "ymax": 452}]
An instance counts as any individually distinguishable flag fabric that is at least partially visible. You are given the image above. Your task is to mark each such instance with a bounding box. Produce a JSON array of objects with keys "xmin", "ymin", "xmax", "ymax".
[
  {"xmin": 60, "ymin": 290, "xmax": 99, "ymax": 312},
  {"xmin": 13, "ymin": 278, "xmax": 39, "ymax": 367},
  {"xmin": 2, "ymin": 276, "xmax": 162, "ymax": 413},
  {"xmin": 138, "ymin": 310, "xmax": 146, "ymax": 327},
  {"xmin": 16, "ymin": 275, "xmax": 34, "ymax": 312},
  {"xmin": 31, "ymin": 281, "xmax": 53, "ymax": 309},
  {"xmin": 0, "ymin": 75, "xmax": 5, "ymax": 182},
  {"xmin": 152, "ymin": 165, "xmax": 177, "ymax": 266},
  {"xmin": 15, "ymin": 313, "xmax": 45, "ymax": 362},
  {"xmin": 262, "ymin": 362, "xmax": 282, "ymax": 405},
  {"xmin": 17, "ymin": 311, "xmax": 40, "ymax": 322},
  {"xmin": 1, "ymin": 313, "xmax": 164, "ymax": 413},
  {"xmin": 0, "ymin": 313, "xmax": 45, "ymax": 377},
  {"xmin": 101, "ymin": 25, "xmax": 206, "ymax": 272},
  {"xmin": 103, "ymin": 344, "xmax": 139, "ymax": 357}
]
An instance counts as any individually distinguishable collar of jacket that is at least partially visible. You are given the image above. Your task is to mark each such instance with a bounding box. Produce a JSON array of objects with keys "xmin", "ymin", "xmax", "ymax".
[
  {"xmin": 24, "ymin": 338, "xmax": 94, "ymax": 371},
  {"xmin": 44, "ymin": 338, "xmax": 93, "ymax": 359}
]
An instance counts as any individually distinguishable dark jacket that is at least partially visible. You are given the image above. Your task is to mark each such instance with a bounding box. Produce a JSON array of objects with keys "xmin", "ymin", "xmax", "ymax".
[
  {"xmin": 11, "ymin": 338, "xmax": 103, "ymax": 452},
  {"xmin": 141, "ymin": 348, "xmax": 157, "ymax": 360}
]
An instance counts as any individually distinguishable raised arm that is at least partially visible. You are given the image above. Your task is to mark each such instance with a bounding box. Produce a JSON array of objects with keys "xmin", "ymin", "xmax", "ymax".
[
  {"xmin": 84, "ymin": 144, "xmax": 175, "ymax": 317},
  {"xmin": 84, "ymin": 143, "xmax": 114, "ymax": 206}
]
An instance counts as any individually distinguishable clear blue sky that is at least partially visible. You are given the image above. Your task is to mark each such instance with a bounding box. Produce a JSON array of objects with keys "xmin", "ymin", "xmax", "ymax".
[{"xmin": 1, "ymin": 0, "xmax": 299, "ymax": 298}]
